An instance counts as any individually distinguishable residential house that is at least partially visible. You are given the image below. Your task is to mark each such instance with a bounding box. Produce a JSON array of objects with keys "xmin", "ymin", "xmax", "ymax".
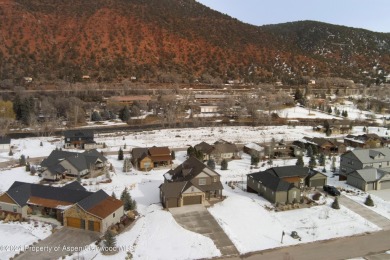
[
  {"xmin": 64, "ymin": 130, "xmax": 96, "ymax": 149},
  {"xmin": 263, "ymin": 142, "xmax": 293, "ymax": 158},
  {"xmin": 347, "ymin": 168, "xmax": 390, "ymax": 191},
  {"xmin": 339, "ymin": 147, "xmax": 390, "ymax": 180},
  {"xmin": 0, "ymin": 136, "xmax": 11, "ymax": 152},
  {"xmin": 303, "ymin": 137, "xmax": 346, "ymax": 155},
  {"xmin": 160, "ymin": 157, "xmax": 223, "ymax": 208},
  {"xmin": 243, "ymin": 143, "xmax": 265, "ymax": 158},
  {"xmin": 306, "ymin": 169, "xmax": 328, "ymax": 188},
  {"xmin": 40, "ymin": 149, "xmax": 108, "ymax": 181},
  {"xmin": 106, "ymin": 95, "xmax": 152, "ymax": 106},
  {"xmin": 194, "ymin": 140, "xmax": 239, "ymax": 163},
  {"xmin": 0, "ymin": 181, "xmax": 123, "ymax": 233},
  {"xmin": 131, "ymin": 147, "xmax": 172, "ymax": 171},
  {"xmin": 344, "ymin": 134, "xmax": 383, "ymax": 148},
  {"xmin": 247, "ymin": 166, "xmax": 311, "ymax": 204}
]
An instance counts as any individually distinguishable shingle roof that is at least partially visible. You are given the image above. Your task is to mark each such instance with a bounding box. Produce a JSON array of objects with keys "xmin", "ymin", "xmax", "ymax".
[
  {"xmin": 131, "ymin": 148, "xmax": 149, "ymax": 160},
  {"xmin": 148, "ymin": 146, "xmax": 170, "ymax": 156},
  {"xmin": 248, "ymin": 171, "xmax": 292, "ymax": 191},
  {"xmin": 194, "ymin": 142, "xmax": 214, "ymax": 154},
  {"xmin": 349, "ymin": 148, "xmax": 390, "ymax": 163},
  {"xmin": 166, "ymin": 157, "xmax": 220, "ymax": 182},
  {"xmin": 160, "ymin": 182, "xmax": 188, "ymax": 198},
  {"xmin": 78, "ymin": 190, "xmax": 108, "ymax": 211},
  {"xmin": 63, "ymin": 181, "xmax": 87, "ymax": 191},
  {"xmin": 268, "ymin": 166, "xmax": 310, "ymax": 178},
  {"xmin": 353, "ymin": 168, "xmax": 390, "ymax": 182},
  {"xmin": 41, "ymin": 150, "xmax": 77, "ymax": 168},
  {"xmin": 86, "ymin": 196, "xmax": 123, "ymax": 219}
]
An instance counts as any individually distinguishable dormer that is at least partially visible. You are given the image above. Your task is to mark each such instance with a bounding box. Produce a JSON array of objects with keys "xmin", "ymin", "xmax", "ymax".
[{"xmin": 369, "ymin": 150, "xmax": 385, "ymax": 159}]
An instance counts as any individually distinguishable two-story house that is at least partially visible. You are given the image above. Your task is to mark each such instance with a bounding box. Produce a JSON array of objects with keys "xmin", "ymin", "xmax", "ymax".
[
  {"xmin": 64, "ymin": 130, "xmax": 95, "ymax": 149},
  {"xmin": 194, "ymin": 140, "xmax": 239, "ymax": 163},
  {"xmin": 344, "ymin": 134, "xmax": 383, "ymax": 149},
  {"xmin": 340, "ymin": 147, "xmax": 390, "ymax": 180},
  {"xmin": 159, "ymin": 157, "xmax": 223, "ymax": 208},
  {"xmin": 131, "ymin": 146, "xmax": 172, "ymax": 171}
]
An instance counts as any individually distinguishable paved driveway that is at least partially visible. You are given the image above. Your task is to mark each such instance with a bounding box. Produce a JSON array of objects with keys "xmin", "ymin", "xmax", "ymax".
[
  {"xmin": 170, "ymin": 205, "xmax": 238, "ymax": 256},
  {"xmin": 368, "ymin": 189, "xmax": 390, "ymax": 202},
  {"xmin": 15, "ymin": 227, "xmax": 100, "ymax": 260}
]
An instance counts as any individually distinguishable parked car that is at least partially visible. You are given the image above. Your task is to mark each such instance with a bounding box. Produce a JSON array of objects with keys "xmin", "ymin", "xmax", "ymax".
[{"xmin": 323, "ymin": 185, "xmax": 340, "ymax": 196}]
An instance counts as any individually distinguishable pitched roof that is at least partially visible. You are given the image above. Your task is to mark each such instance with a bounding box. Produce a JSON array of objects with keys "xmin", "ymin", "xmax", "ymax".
[
  {"xmin": 268, "ymin": 166, "xmax": 310, "ymax": 178},
  {"xmin": 213, "ymin": 140, "xmax": 238, "ymax": 154},
  {"xmin": 348, "ymin": 148, "xmax": 390, "ymax": 163},
  {"xmin": 194, "ymin": 142, "xmax": 214, "ymax": 154},
  {"xmin": 148, "ymin": 146, "xmax": 170, "ymax": 156},
  {"xmin": 248, "ymin": 171, "xmax": 293, "ymax": 191},
  {"xmin": 160, "ymin": 181, "xmax": 188, "ymax": 198},
  {"xmin": 41, "ymin": 150, "xmax": 77, "ymax": 168},
  {"xmin": 78, "ymin": 189, "xmax": 108, "ymax": 211},
  {"xmin": 166, "ymin": 157, "xmax": 220, "ymax": 182},
  {"xmin": 63, "ymin": 181, "xmax": 87, "ymax": 191},
  {"xmin": 131, "ymin": 148, "xmax": 149, "ymax": 161},
  {"xmin": 353, "ymin": 168, "xmax": 390, "ymax": 182},
  {"xmin": 85, "ymin": 196, "xmax": 123, "ymax": 219}
]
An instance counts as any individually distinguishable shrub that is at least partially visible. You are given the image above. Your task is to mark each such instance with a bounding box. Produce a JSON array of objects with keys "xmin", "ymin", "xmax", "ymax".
[
  {"xmin": 364, "ymin": 195, "xmax": 374, "ymax": 207},
  {"xmin": 312, "ymin": 192, "xmax": 322, "ymax": 201},
  {"xmin": 331, "ymin": 197, "xmax": 340, "ymax": 209},
  {"xmin": 221, "ymin": 159, "xmax": 228, "ymax": 170}
]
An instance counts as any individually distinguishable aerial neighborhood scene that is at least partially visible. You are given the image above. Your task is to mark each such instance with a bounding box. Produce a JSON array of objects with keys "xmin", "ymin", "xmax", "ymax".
[{"xmin": 1, "ymin": 0, "xmax": 390, "ymax": 259}]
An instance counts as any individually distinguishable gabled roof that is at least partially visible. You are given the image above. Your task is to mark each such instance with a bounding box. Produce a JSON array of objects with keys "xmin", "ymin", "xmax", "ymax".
[
  {"xmin": 213, "ymin": 140, "xmax": 238, "ymax": 154},
  {"xmin": 194, "ymin": 142, "xmax": 214, "ymax": 154},
  {"xmin": 166, "ymin": 157, "xmax": 220, "ymax": 182},
  {"xmin": 41, "ymin": 150, "xmax": 77, "ymax": 168},
  {"xmin": 160, "ymin": 181, "xmax": 188, "ymax": 198},
  {"xmin": 248, "ymin": 171, "xmax": 293, "ymax": 192},
  {"xmin": 347, "ymin": 148, "xmax": 390, "ymax": 163},
  {"xmin": 78, "ymin": 189, "xmax": 108, "ymax": 212},
  {"xmin": 149, "ymin": 146, "xmax": 170, "ymax": 156},
  {"xmin": 131, "ymin": 148, "xmax": 149, "ymax": 161},
  {"xmin": 63, "ymin": 181, "xmax": 87, "ymax": 191},
  {"xmin": 352, "ymin": 168, "xmax": 390, "ymax": 182},
  {"xmin": 268, "ymin": 166, "xmax": 310, "ymax": 178}
]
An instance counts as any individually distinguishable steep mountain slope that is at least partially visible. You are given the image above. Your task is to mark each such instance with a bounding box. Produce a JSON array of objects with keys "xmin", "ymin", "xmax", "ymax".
[{"xmin": 0, "ymin": 0, "xmax": 389, "ymax": 85}]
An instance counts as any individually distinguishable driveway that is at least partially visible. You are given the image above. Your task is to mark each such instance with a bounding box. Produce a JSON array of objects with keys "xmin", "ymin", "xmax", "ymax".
[
  {"xmin": 368, "ymin": 189, "xmax": 390, "ymax": 202},
  {"xmin": 339, "ymin": 195, "xmax": 390, "ymax": 230},
  {"xmin": 15, "ymin": 227, "xmax": 100, "ymax": 260},
  {"xmin": 169, "ymin": 205, "xmax": 239, "ymax": 256}
]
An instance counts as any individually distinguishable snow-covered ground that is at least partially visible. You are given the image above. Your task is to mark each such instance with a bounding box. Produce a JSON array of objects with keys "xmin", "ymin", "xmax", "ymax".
[
  {"xmin": 0, "ymin": 221, "xmax": 52, "ymax": 260},
  {"xmin": 1, "ymin": 125, "xmax": 390, "ymax": 259},
  {"xmin": 278, "ymin": 106, "xmax": 340, "ymax": 120}
]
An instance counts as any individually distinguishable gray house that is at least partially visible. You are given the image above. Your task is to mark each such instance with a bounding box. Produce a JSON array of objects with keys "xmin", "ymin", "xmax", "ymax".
[
  {"xmin": 347, "ymin": 168, "xmax": 390, "ymax": 191},
  {"xmin": 194, "ymin": 140, "xmax": 239, "ymax": 163},
  {"xmin": 40, "ymin": 149, "xmax": 108, "ymax": 181},
  {"xmin": 247, "ymin": 171, "xmax": 300, "ymax": 204},
  {"xmin": 339, "ymin": 147, "xmax": 390, "ymax": 180}
]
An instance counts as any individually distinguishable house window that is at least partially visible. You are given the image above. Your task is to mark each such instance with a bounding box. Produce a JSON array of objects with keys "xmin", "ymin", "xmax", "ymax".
[
  {"xmin": 257, "ymin": 183, "xmax": 260, "ymax": 189},
  {"xmin": 213, "ymin": 177, "xmax": 218, "ymax": 182},
  {"xmin": 13, "ymin": 206, "xmax": 17, "ymax": 213},
  {"xmin": 199, "ymin": 179, "xmax": 206, "ymax": 185},
  {"xmin": 113, "ymin": 213, "xmax": 115, "ymax": 218},
  {"xmin": 191, "ymin": 187, "xmax": 194, "ymax": 192},
  {"xmin": 293, "ymin": 191, "xmax": 297, "ymax": 199}
]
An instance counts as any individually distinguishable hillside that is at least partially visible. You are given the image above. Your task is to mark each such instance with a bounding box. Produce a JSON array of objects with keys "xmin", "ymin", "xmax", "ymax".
[{"xmin": 0, "ymin": 0, "xmax": 389, "ymax": 85}]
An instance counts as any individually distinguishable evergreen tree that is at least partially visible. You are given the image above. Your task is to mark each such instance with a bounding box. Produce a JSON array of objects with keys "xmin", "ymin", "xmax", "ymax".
[
  {"xmin": 124, "ymin": 143, "xmax": 127, "ymax": 149},
  {"xmin": 8, "ymin": 149, "xmax": 13, "ymax": 156},
  {"xmin": 171, "ymin": 151, "xmax": 175, "ymax": 160},
  {"xmin": 318, "ymin": 153, "xmax": 325, "ymax": 166},
  {"xmin": 221, "ymin": 159, "xmax": 228, "ymax": 170},
  {"xmin": 344, "ymin": 110, "xmax": 348, "ymax": 118},
  {"xmin": 207, "ymin": 159, "xmax": 216, "ymax": 170},
  {"xmin": 327, "ymin": 107, "xmax": 332, "ymax": 114},
  {"xmin": 195, "ymin": 150, "xmax": 204, "ymax": 161},
  {"xmin": 103, "ymin": 230, "xmax": 117, "ymax": 248},
  {"xmin": 311, "ymin": 145, "xmax": 318, "ymax": 155},
  {"xmin": 187, "ymin": 146, "xmax": 196, "ymax": 157},
  {"xmin": 331, "ymin": 197, "xmax": 340, "ymax": 209},
  {"xmin": 19, "ymin": 155, "xmax": 26, "ymax": 166},
  {"xmin": 296, "ymin": 156, "xmax": 304, "ymax": 166},
  {"xmin": 118, "ymin": 147, "xmax": 124, "ymax": 160},
  {"xmin": 119, "ymin": 106, "xmax": 131, "ymax": 122},
  {"xmin": 306, "ymin": 146, "xmax": 313, "ymax": 157},
  {"xmin": 325, "ymin": 128, "xmax": 332, "ymax": 136},
  {"xmin": 363, "ymin": 126, "xmax": 367, "ymax": 132},
  {"xmin": 364, "ymin": 195, "xmax": 374, "ymax": 207},
  {"xmin": 111, "ymin": 191, "xmax": 117, "ymax": 199},
  {"xmin": 123, "ymin": 157, "xmax": 131, "ymax": 172},
  {"xmin": 25, "ymin": 162, "xmax": 30, "ymax": 172},
  {"xmin": 40, "ymin": 141, "xmax": 43, "ymax": 147},
  {"xmin": 324, "ymin": 120, "xmax": 330, "ymax": 132},
  {"xmin": 294, "ymin": 88, "xmax": 303, "ymax": 101},
  {"xmin": 120, "ymin": 187, "xmax": 136, "ymax": 211},
  {"xmin": 91, "ymin": 111, "xmax": 102, "ymax": 121},
  {"xmin": 331, "ymin": 156, "xmax": 337, "ymax": 172},
  {"xmin": 251, "ymin": 154, "xmax": 260, "ymax": 166},
  {"xmin": 309, "ymin": 156, "xmax": 317, "ymax": 169}
]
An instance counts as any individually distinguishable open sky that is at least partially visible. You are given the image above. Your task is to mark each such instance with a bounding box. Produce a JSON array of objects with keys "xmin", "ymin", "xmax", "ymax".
[{"xmin": 196, "ymin": 0, "xmax": 390, "ymax": 33}]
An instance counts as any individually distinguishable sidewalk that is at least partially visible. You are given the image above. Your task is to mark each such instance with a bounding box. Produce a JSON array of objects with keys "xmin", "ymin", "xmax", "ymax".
[{"xmin": 339, "ymin": 195, "xmax": 390, "ymax": 230}]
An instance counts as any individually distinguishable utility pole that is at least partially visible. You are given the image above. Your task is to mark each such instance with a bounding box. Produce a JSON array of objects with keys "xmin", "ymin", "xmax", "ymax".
[{"xmin": 281, "ymin": 231, "xmax": 285, "ymax": 244}]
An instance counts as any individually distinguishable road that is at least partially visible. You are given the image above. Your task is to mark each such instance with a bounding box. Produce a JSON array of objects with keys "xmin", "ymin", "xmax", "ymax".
[{"xmin": 222, "ymin": 230, "xmax": 390, "ymax": 260}]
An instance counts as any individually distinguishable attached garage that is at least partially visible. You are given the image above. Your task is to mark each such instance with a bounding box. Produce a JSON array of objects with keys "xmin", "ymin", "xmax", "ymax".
[
  {"xmin": 366, "ymin": 182, "xmax": 375, "ymax": 191},
  {"xmin": 88, "ymin": 220, "xmax": 100, "ymax": 232},
  {"xmin": 306, "ymin": 171, "xmax": 327, "ymax": 188},
  {"xmin": 183, "ymin": 195, "xmax": 202, "ymax": 206},
  {"xmin": 67, "ymin": 217, "xmax": 83, "ymax": 229},
  {"xmin": 165, "ymin": 198, "xmax": 179, "ymax": 208},
  {"xmin": 380, "ymin": 180, "xmax": 390, "ymax": 190}
]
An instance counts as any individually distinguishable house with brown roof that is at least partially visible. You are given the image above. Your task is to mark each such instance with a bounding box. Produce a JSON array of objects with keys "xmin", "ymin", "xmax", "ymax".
[
  {"xmin": 194, "ymin": 140, "xmax": 239, "ymax": 163},
  {"xmin": 302, "ymin": 137, "xmax": 346, "ymax": 155},
  {"xmin": 344, "ymin": 134, "xmax": 383, "ymax": 148},
  {"xmin": 160, "ymin": 157, "xmax": 223, "ymax": 208},
  {"xmin": 131, "ymin": 147, "xmax": 172, "ymax": 171},
  {"xmin": 0, "ymin": 181, "xmax": 123, "ymax": 233}
]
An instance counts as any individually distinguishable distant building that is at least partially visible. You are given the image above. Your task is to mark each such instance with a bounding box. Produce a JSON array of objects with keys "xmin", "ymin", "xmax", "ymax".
[
  {"xmin": 0, "ymin": 136, "xmax": 11, "ymax": 152},
  {"xmin": 106, "ymin": 96, "xmax": 152, "ymax": 106}
]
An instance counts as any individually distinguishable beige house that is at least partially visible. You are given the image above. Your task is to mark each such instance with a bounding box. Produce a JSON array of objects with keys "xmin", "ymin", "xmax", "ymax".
[
  {"xmin": 160, "ymin": 157, "xmax": 223, "ymax": 208},
  {"xmin": 0, "ymin": 181, "xmax": 123, "ymax": 233}
]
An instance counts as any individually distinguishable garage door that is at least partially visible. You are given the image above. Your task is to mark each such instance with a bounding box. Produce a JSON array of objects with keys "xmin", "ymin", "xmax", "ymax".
[
  {"xmin": 166, "ymin": 198, "xmax": 178, "ymax": 208},
  {"xmin": 183, "ymin": 195, "xmax": 202, "ymax": 206},
  {"xmin": 366, "ymin": 182, "xmax": 375, "ymax": 191},
  {"xmin": 88, "ymin": 220, "xmax": 100, "ymax": 232},
  {"xmin": 310, "ymin": 179, "xmax": 325, "ymax": 188},
  {"xmin": 67, "ymin": 217, "xmax": 83, "ymax": 229},
  {"xmin": 380, "ymin": 181, "xmax": 390, "ymax": 190}
]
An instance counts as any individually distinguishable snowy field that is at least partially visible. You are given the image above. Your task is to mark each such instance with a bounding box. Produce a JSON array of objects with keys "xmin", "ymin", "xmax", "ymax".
[{"xmin": 1, "ymin": 125, "xmax": 390, "ymax": 259}]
